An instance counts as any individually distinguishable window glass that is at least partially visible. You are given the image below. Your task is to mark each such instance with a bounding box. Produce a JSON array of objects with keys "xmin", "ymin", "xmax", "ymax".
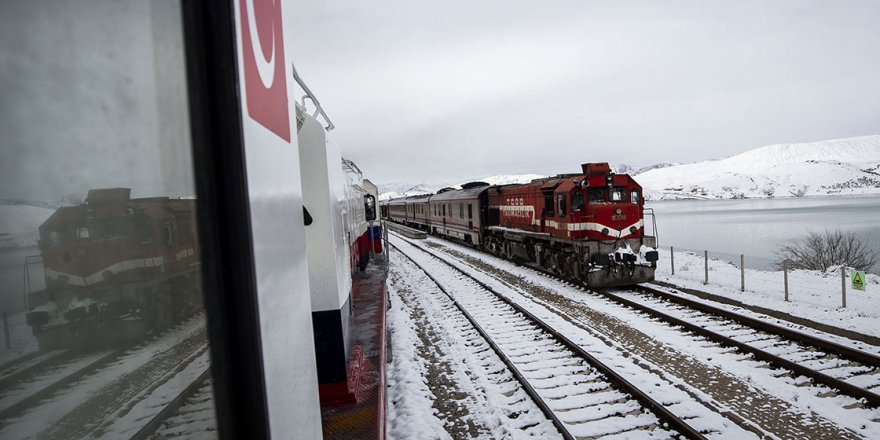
[
  {"xmin": 557, "ymin": 194, "xmax": 567, "ymax": 216},
  {"xmin": 631, "ymin": 190, "xmax": 640, "ymax": 204},
  {"xmin": 75, "ymin": 226, "xmax": 91, "ymax": 240},
  {"xmin": 611, "ymin": 187, "xmax": 626, "ymax": 202},
  {"xmin": 588, "ymin": 188, "xmax": 606, "ymax": 203},
  {"xmin": 572, "ymin": 191, "xmax": 584, "ymax": 212},
  {"xmin": 0, "ymin": 3, "xmax": 216, "ymax": 439}
]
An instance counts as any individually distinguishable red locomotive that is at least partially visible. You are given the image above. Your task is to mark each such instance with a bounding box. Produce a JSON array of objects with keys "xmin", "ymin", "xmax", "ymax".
[
  {"xmin": 383, "ymin": 162, "xmax": 659, "ymax": 286},
  {"xmin": 25, "ymin": 188, "xmax": 202, "ymax": 349}
]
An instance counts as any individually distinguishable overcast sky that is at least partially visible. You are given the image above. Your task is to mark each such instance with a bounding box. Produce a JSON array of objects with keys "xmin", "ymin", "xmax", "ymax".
[{"xmin": 290, "ymin": 0, "xmax": 880, "ymax": 186}]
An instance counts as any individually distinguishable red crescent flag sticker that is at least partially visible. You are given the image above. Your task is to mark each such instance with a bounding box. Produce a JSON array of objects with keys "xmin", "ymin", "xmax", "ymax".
[{"xmin": 240, "ymin": 0, "xmax": 290, "ymax": 142}]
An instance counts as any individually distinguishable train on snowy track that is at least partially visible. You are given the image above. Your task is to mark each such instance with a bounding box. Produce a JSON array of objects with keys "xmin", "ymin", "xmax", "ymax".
[{"xmin": 382, "ymin": 162, "xmax": 659, "ymax": 286}]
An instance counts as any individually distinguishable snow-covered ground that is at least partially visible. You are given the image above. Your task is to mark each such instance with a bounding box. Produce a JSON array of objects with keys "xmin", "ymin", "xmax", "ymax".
[
  {"xmin": 0, "ymin": 205, "xmax": 54, "ymax": 248},
  {"xmin": 387, "ymin": 234, "xmax": 880, "ymax": 438},
  {"xmin": 654, "ymin": 247, "xmax": 880, "ymax": 337}
]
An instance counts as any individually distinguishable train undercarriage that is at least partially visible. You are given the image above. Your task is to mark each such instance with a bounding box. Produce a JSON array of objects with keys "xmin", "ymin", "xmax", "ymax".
[
  {"xmin": 482, "ymin": 227, "xmax": 657, "ymax": 287},
  {"xmin": 25, "ymin": 268, "xmax": 203, "ymax": 350}
]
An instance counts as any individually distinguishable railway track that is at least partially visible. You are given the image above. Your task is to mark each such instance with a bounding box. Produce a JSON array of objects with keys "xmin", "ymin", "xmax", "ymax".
[
  {"xmin": 398, "ymin": 233, "xmax": 880, "ymax": 438},
  {"xmin": 391, "ymin": 236, "xmax": 707, "ymax": 439},
  {"xmin": 0, "ymin": 348, "xmax": 125, "ymax": 423},
  {"xmin": 131, "ymin": 369, "xmax": 214, "ymax": 440},
  {"xmin": 597, "ymin": 285, "xmax": 880, "ymax": 407},
  {"xmin": 0, "ymin": 316, "xmax": 210, "ymax": 440}
]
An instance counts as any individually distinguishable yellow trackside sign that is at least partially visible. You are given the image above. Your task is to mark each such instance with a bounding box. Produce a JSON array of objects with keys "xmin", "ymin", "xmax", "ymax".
[{"xmin": 852, "ymin": 271, "xmax": 866, "ymax": 291}]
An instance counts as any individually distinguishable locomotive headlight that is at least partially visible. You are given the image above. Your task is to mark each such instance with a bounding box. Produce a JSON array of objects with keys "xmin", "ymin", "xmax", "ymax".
[
  {"xmin": 630, "ymin": 226, "xmax": 637, "ymax": 234},
  {"xmin": 615, "ymin": 208, "xmax": 622, "ymax": 214}
]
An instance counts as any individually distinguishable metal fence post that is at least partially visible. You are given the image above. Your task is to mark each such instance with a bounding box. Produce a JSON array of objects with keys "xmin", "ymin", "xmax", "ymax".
[
  {"xmin": 740, "ymin": 254, "xmax": 745, "ymax": 292},
  {"xmin": 783, "ymin": 260, "xmax": 789, "ymax": 302},
  {"xmin": 670, "ymin": 246, "xmax": 675, "ymax": 276},
  {"xmin": 841, "ymin": 266, "xmax": 847, "ymax": 308},
  {"xmin": 3, "ymin": 311, "xmax": 10, "ymax": 350},
  {"xmin": 704, "ymin": 250, "xmax": 709, "ymax": 285}
]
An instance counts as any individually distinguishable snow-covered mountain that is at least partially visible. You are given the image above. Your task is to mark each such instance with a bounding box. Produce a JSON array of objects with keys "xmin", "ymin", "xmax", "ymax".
[
  {"xmin": 637, "ymin": 136, "xmax": 880, "ymax": 200},
  {"xmin": 378, "ymin": 174, "xmax": 546, "ymax": 201}
]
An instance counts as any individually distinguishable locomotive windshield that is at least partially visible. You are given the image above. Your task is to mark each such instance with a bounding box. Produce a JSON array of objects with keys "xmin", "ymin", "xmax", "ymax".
[
  {"xmin": 610, "ymin": 187, "xmax": 626, "ymax": 202},
  {"xmin": 588, "ymin": 187, "xmax": 605, "ymax": 203}
]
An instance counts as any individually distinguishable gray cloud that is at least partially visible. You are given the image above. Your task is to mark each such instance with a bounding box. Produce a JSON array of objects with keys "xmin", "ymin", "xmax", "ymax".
[{"xmin": 290, "ymin": 0, "xmax": 880, "ymax": 185}]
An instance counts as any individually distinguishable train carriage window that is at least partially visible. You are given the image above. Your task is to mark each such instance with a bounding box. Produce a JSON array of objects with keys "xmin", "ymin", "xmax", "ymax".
[
  {"xmin": 468, "ymin": 204, "xmax": 473, "ymax": 219},
  {"xmin": 460, "ymin": 203, "xmax": 464, "ymax": 218},
  {"xmin": 610, "ymin": 187, "xmax": 626, "ymax": 202},
  {"xmin": 631, "ymin": 190, "xmax": 640, "ymax": 204},
  {"xmin": 572, "ymin": 191, "xmax": 584, "ymax": 212},
  {"xmin": 557, "ymin": 194, "xmax": 567, "ymax": 216},
  {"xmin": 588, "ymin": 187, "xmax": 606, "ymax": 203}
]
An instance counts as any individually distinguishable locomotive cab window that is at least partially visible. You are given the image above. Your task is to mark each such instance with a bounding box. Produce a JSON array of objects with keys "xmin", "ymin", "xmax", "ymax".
[
  {"xmin": 588, "ymin": 187, "xmax": 606, "ymax": 203},
  {"xmin": 610, "ymin": 187, "xmax": 626, "ymax": 202},
  {"xmin": 631, "ymin": 190, "xmax": 640, "ymax": 204},
  {"xmin": 557, "ymin": 194, "xmax": 567, "ymax": 216},
  {"xmin": 75, "ymin": 226, "xmax": 91, "ymax": 240},
  {"xmin": 572, "ymin": 191, "xmax": 584, "ymax": 212}
]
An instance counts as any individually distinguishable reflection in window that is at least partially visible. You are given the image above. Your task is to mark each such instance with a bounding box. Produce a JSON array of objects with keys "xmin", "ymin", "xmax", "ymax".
[
  {"xmin": 2, "ymin": 2, "xmax": 216, "ymax": 439},
  {"xmin": 610, "ymin": 187, "xmax": 626, "ymax": 202},
  {"xmin": 75, "ymin": 226, "xmax": 91, "ymax": 240}
]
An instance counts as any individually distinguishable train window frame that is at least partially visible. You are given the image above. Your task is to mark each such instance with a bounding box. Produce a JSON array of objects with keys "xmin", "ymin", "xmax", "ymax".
[
  {"xmin": 610, "ymin": 187, "xmax": 626, "ymax": 202},
  {"xmin": 572, "ymin": 191, "xmax": 584, "ymax": 212},
  {"xmin": 48, "ymin": 230, "xmax": 61, "ymax": 248},
  {"xmin": 182, "ymin": 0, "xmax": 276, "ymax": 437},
  {"xmin": 557, "ymin": 193, "xmax": 567, "ymax": 216},
  {"xmin": 631, "ymin": 190, "xmax": 640, "ymax": 204},
  {"xmin": 75, "ymin": 225, "xmax": 91, "ymax": 240}
]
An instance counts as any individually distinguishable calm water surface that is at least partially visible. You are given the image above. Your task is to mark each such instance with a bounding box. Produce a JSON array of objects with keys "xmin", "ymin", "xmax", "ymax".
[{"xmin": 646, "ymin": 195, "xmax": 880, "ymax": 272}]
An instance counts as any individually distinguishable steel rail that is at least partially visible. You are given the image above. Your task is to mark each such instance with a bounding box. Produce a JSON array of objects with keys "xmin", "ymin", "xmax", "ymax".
[
  {"xmin": 392, "ymin": 235, "xmax": 707, "ymax": 440},
  {"xmin": 391, "ymin": 242, "xmax": 575, "ymax": 440},
  {"xmin": 0, "ymin": 350, "xmax": 71, "ymax": 391},
  {"xmin": 634, "ymin": 284, "xmax": 880, "ymax": 369},
  {"xmin": 128, "ymin": 368, "xmax": 212, "ymax": 440},
  {"xmin": 0, "ymin": 348, "xmax": 127, "ymax": 422},
  {"xmin": 609, "ymin": 284, "xmax": 880, "ymax": 406}
]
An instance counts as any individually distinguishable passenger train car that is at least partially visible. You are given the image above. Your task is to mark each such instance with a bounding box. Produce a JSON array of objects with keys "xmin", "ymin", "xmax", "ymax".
[{"xmin": 383, "ymin": 163, "xmax": 659, "ymax": 286}]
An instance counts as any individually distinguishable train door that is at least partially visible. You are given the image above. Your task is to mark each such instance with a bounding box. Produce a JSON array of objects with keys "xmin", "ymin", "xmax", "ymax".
[{"xmin": 542, "ymin": 192, "xmax": 554, "ymax": 232}]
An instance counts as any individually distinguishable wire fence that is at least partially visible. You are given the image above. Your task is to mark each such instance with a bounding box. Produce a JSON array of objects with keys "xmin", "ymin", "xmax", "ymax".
[{"xmin": 656, "ymin": 246, "xmax": 880, "ymax": 318}]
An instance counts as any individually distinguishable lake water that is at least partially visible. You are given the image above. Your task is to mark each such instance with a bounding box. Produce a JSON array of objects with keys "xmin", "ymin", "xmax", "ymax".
[{"xmin": 646, "ymin": 195, "xmax": 880, "ymax": 273}]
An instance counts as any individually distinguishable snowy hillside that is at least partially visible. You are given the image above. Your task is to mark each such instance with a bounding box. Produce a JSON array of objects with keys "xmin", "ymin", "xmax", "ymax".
[
  {"xmin": 637, "ymin": 136, "xmax": 880, "ymax": 200},
  {"xmin": 379, "ymin": 174, "xmax": 546, "ymax": 200},
  {"xmin": 0, "ymin": 204, "xmax": 55, "ymax": 248}
]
